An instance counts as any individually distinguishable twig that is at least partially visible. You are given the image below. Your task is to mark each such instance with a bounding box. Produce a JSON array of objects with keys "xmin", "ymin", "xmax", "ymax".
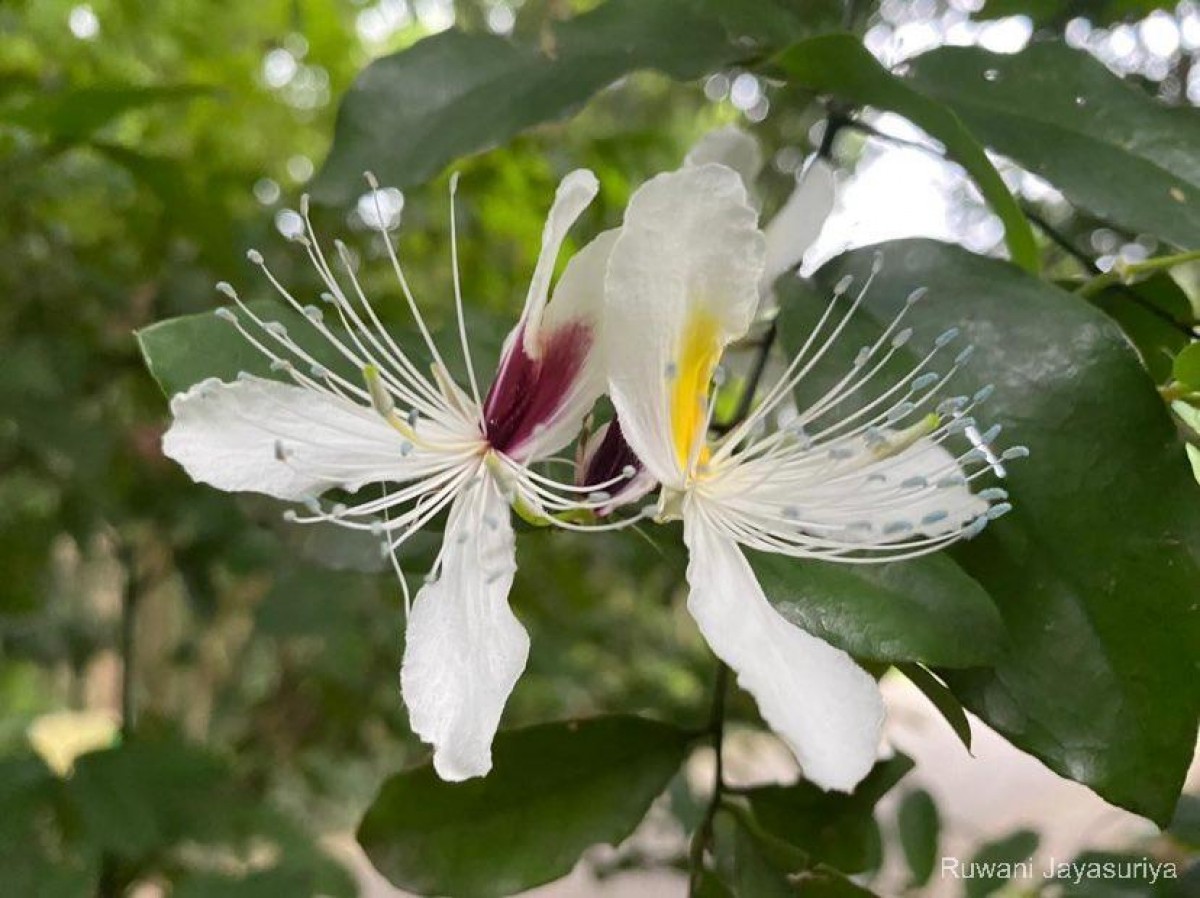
[
  {"xmin": 1024, "ymin": 209, "xmax": 1198, "ymax": 338},
  {"xmin": 97, "ymin": 537, "xmax": 138, "ymax": 898},
  {"xmin": 687, "ymin": 660, "xmax": 730, "ymax": 894}
]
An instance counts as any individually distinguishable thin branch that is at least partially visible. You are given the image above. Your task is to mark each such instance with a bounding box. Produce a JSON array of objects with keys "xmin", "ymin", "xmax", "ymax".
[{"xmin": 688, "ymin": 660, "xmax": 730, "ymax": 894}]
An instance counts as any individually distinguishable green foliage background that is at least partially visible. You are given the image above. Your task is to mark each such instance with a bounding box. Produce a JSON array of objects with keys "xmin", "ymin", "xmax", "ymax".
[{"xmin": 1, "ymin": 0, "xmax": 1199, "ymax": 896}]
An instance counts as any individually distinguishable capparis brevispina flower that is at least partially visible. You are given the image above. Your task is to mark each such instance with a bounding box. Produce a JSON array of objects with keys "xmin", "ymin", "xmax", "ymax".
[
  {"xmin": 162, "ymin": 170, "xmax": 641, "ymax": 780},
  {"xmin": 594, "ymin": 163, "xmax": 1022, "ymax": 792}
]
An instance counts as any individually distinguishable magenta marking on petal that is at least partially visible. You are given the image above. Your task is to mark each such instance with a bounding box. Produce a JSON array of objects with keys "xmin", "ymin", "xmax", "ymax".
[
  {"xmin": 581, "ymin": 418, "xmax": 643, "ymax": 489},
  {"xmin": 484, "ymin": 320, "xmax": 593, "ymax": 457}
]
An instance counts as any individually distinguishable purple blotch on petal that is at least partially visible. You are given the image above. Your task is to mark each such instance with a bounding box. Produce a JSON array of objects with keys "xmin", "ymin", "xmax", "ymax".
[{"xmin": 484, "ymin": 321, "xmax": 592, "ymax": 458}]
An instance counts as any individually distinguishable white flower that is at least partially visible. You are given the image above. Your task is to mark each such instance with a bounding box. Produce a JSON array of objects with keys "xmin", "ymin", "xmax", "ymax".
[
  {"xmin": 597, "ymin": 164, "xmax": 1019, "ymax": 792},
  {"xmin": 685, "ymin": 125, "xmax": 837, "ymax": 300},
  {"xmin": 162, "ymin": 170, "xmax": 634, "ymax": 781}
]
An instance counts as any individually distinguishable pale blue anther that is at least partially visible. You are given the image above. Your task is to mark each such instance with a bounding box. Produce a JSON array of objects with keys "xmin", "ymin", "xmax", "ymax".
[
  {"xmin": 935, "ymin": 327, "xmax": 960, "ymax": 347},
  {"xmin": 987, "ymin": 502, "xmax": 1013, "ymax": 520},
  {"xmin": 906, "ymin": 287, "xmax": 928, "ymax": 305},
  {"xmin": 911, "ymin": 372, "xmax": 939, "ymax": 391},
  {"xmin": 973, "ymin": 384, "xmax": 995, "ymax": 403},
  {"xmin": 978, "ymin": 487, "xmax": 1008, "ymax": 501},
  {"xmin": 1001, "ymin": 445, "xmax": 1030, "ymax": 460},
  {"xmin": 937, "ymin": 396, "xmax": 968, "ymax": 416},
  {"xmin": 921, "ymin": 509, "xmax": 949, "ymax": 525}
]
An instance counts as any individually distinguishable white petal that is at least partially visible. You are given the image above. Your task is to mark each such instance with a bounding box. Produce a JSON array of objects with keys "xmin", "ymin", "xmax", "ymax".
[
  {"xmin": 762, "ymin": 156, "xmax": 836, "ymax": 286},
  {"xmin": 683, "ymin": 506, "xmax": 884, "ymax": 791},
  {"xmin": 684, "ymin": 126, "xmax": 764, "ymax": 190},
  {"xmin": 162, "ymin": 376, "xmax": 428, "ymax": 501},
  {"xmin": 400, "ymin": 472, "xmax": 529, "ymax": 780},
  {"xmin": 605, "ymin": 164, "xmax": 766, "ymax": 486},
  {"xmin": 519, "ymin": 169, "xmax": 599, "ymax": 359},
  {"xmin": 499, "ymin": 230, "xmax": 619, "ymax": 462}
]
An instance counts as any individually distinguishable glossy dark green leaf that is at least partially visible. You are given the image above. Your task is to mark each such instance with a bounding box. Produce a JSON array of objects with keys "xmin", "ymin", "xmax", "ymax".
[
  {"xmin": 963, "ymin": 829, "xmax": 1039, "ymax": 898},
  {"xmin": 793, "ymin": 240, "xmax": 1200, "ymax": 825},
  {"xmin": 1087, "ymin": 274, "xmax": 1193, "ymax": 384},
  {"xmin": 897, "ymin": 789, "xmax": 940, "ymax": 887},
  {"xmin": 895, "ymin": 663, "xmax": 973, "ymax": 752},
  {"xmin": 357, "ymin": 716, "xmax": 690, "ymax": 898},
  {"xmin": 744, "ymin": 754, "xmax": 913, "ymax": 875},
  {"xmin": 771, "ymin": 34, "xmax": 1037, "ymax": 272},
  {"xmin": 977, "ymin": 0, "xmax": 1172, "ymax": 27},
  {"xmin": 313, "ymin": 0, "xmax": 736, "ymax": 203},
  {"xmin": 1174, "ymin": 342, "xmax": 1200, "ymax": 390},
  {"xmin": 906, "ymin": 43, "xmax": 1200, "ymax": 249},
  {"xmin": 753, "ymin": 551, "xmax": 1004, "ymax": 668}
]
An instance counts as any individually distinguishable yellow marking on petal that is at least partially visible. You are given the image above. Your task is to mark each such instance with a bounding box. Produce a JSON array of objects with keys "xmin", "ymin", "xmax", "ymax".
[{"xmin": 670, "ymin": 307, "xmax": 721, "ymax": 471}]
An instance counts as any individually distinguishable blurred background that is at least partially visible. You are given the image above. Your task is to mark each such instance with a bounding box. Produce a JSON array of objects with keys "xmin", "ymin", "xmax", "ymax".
[{"xmin": 1, "ymin": 0, "xmax": 1198, "ymax": 895}]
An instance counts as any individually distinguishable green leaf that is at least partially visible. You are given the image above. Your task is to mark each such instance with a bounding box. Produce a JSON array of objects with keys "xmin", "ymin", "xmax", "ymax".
[
  {"xmin": 357, "ymin": 715, "xmax": 690, "ymax": 898},
  {"xmin": 793, "ymin": 867, "xmax": 879, "ymax": 897},
  {"xmin": 906, "ymin": 43, "xmax": 1200, "ymax": 250},
  {"xmin": 752, "ymin": 551, "xmax": 1004, "ymax": 668},
  {"xmin": 682, "ymin": 0, "xmax": 842, "ymax": 46},
  {"xmin": 1087, "ymin": 274, "xmax": 1193, "ymax": 384},
  {"xmin": 771, "ymin": 34, "xmax": 1037, "ymax": 272},
  {"xmin": 1174, "ymin": 342, "xmax": 1200, "ymax": 390},
  {"xmin": 693, "ymin": 869, "xmax": 737, "ymax": 898},
  {"xmin": 794, "ymin": 240, "xmax": 1200, "ymax": 825},
  {"xmin": 977, "ymin": 0, "xmax": 1173, "ymax": 28},
  {"xmin": 313, "ymin": 0, "xmax": 737, "ymax": 203},
  {"xmin": 963, "ymin": 829, "xmax": 1040, "ymax": 898},
  {"xmin": 897, "ymin": 789, "xmax": 940, "ymax": 887},
  {"xmin": 66, "ymin": 737, "xmax": 249, "ymax": 859},
  {"xmin": 733, "ymin": 821, "xmax": 797, "ymax": 898},
  {"xmin": 895, "ymin": 663, "xmax": 973, "ymax": 752},
  {"xmin": 744, "ymin": 754, "xmax": 913, "ymax": 875},
  {"xmin": 1169, "ymin": 795, "xmax": 1200, "ymax": 849},
  {"xmin": 137, "ymin": 300, "xmax": 361, "ymax": 397}
]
